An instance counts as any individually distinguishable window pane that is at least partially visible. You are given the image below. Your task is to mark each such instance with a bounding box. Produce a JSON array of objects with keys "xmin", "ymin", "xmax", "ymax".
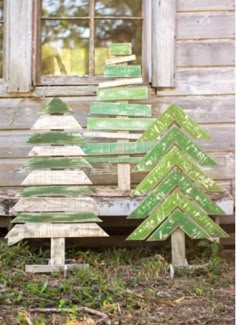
[
  {"xmin": 42, "ymin": 0, "xmax": 89, "ymax": 17},
  {"xmin": 0, "ymin": 0, "xmax": 3, "ymax": 20},
  {"xmin": 95, "ymin": 0, "xmax": 142, "ymax": 17},
  {"xmin": 0, "ymin": 24, "xmax": 3, "ymax": 77},
  {"xmin": 41, "ymin": 20, "xmax": 89, "ymax": 76},
  {"xmin": 95, "ymin": 20, "xmax": 142, "ymax": 75}
]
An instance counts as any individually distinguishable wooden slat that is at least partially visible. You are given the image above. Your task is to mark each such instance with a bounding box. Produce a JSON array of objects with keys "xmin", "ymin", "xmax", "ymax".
[
  {"xmin": 177, "ymin": 0, "xmax": 235, "ymax": 12},
  {"xmin": 28, "ymin": 132, "xmax": 85, "ymax": 145},
  {"xmin": 51, "ymin": 238, "xmax": 65, "ymax": 266},
  {"xmin": 177, "ymin": 40, "xmax": 235, "ymax": 67},
  {"xmin": 152, "ymin": 0, "xmax": 176, "ymax": 87},
  {"xmin": 90, "ymin": 102, "xmax": 152, "ymax": 117},
  {"xmin": 97, "ymin": 87, "xmax": 148, "ymax": 101},
  {"xmin": 87, "ymin": 118, "xmax": 155, "ymax": 131},
  {"xmin": 177, "ymin": 13, "xmax": 235, "ymax": 39},
  {"xmin": 87, "ymin": 157, "xmax": 142, "ymax": 164},
  {"xmin": 42, "ymin": 98, "xmax": 72, "ymax": 114},
  {"xmin": 32, "ymin": 116, "xmax": 81, "ymax": 130},
  {"xmin": 13, "ymin": 212, "xmax": 101, "ymax": 223},
  {"xmin": 0, "ymin": 96, "xmax": 234, "ymax": 130},
  {"xmin": 104, "ymin": 65, "xmax": 141, "ymax": 78},
  {"xmin": 106, "ymin": 55, "xmax": 136, "ymax": 65},
  {"xmin": 109, "ymin": 43, "xmax": 132, "ymax": 55},
  {"xmin": 171, "ymin": 228, "xmax": 188, "ymax": 266},
  {"xmin": 25, "ymin": 264, "xmax": 89, "ymax": 273},
  {"xmin": 81, "ymin": 141, "xmax": 155, "ymax": 155},
  {"xmin": 19, "ymin": 186, "xmax": 95, "ymax": 197},
  {"xmin": 6, "ymin": 223, "xmax": 109, "ymax": 245},
  {"xmin": 25, "ymin": 157, "xmax": 92, "ymax": 170},
  {"xmin": 156, "ymin": 68, "xmax": 234, "ymax": 96},
  {"xmin": 21, "ymin": 170, "xmax": 92, "ymax": 186},
  {"xmin": 10, "ymin": 197, "xmax": 99, "ymax": 214},
  {"xmin": 98, "ymin": 77, "xmax": 143, "ymax": 89},
  {"xmin": 5, "ymin": 0, "xmax": 33, "ymax": 92},
  {"xmin": 29, "ymin": 146, "xmax": 85, "ymax": 157}
]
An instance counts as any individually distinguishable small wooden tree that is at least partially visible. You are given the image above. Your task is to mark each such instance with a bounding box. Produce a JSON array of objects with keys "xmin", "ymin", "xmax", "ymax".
[
  {"xmin": 127, "ymin": 104, "xmax": 229, "ymax": 266},
  {"xmin": 6, "ymin": 98, "xmax": 108, "ymax": 273}
]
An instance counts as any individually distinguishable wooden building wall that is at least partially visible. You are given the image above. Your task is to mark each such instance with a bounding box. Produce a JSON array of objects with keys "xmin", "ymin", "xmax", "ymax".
[{"xmin": 0, "ymin": 0, "xmax": 235, "ymax": 237}]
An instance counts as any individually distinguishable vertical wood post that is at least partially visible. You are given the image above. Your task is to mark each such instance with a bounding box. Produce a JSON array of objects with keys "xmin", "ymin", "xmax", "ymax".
[
  {"xmin": 50, "ymin": 238, "xmax": 65, "ymax": 266},
  {"xmin": 5, "ymin": 0, "xmax": 33, "ymax": 92},
  {"xmin": 171, "ymin": 228, "xmax": 188, "ymax": 266},
  {"xmin": 152, "ymin": 0, "xmax": 176, "ymax": 87}
]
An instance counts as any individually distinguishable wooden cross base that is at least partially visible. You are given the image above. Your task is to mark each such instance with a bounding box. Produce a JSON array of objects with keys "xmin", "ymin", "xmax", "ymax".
[
  {"xmin": 171, "ymin": 228, "xmax": 188, "ymax": 267},
  {"xmin": 25, "ymin": 238, "xmax": 89, "ymax": 273}
]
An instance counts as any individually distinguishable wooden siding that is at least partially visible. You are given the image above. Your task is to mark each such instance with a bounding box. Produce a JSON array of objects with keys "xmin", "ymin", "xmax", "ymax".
[{"xmin": 0, "ymin": 0, "xmax": 235, "ymax": 232}]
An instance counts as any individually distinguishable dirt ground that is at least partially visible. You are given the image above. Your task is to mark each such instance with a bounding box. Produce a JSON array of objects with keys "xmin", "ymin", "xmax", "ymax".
[{"xmin": 0, "ymin": 241, "xmax": 234, "ymax": 325}]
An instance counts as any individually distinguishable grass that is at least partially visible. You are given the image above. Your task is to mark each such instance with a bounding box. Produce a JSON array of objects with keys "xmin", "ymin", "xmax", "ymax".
[{"xmin": 0, "ymin": 240, "xmax": 234, "ymax": 325}]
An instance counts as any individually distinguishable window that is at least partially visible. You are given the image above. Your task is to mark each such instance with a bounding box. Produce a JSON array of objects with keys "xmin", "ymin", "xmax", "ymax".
[
  {"xmin": 41, "ymin": 0, "xmax": 143, "ymax": 83},
  {"xmin": 0, "ymin": 0, "xmax": 3, "ymax": 77}
]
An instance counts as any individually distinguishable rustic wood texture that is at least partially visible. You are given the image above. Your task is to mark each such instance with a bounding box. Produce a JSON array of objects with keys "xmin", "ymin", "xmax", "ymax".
[
  {"xmin": 6, "ymin": 223, "xmax": 109, "ymax": 245},
  {"xmin": 28, "ymin": 132, "xmax": 85, "ymax": 145},
  {"xmin": 25, "ymin": 157, "xmax": 92, "ymax": 170},
  {"xmin": 42, "ymin": 98, "xmax": 72, "ymax": 114},
  {"xmin": 87, "ymin": 117, "xmax": 155, "ymax": 131},
  {"xmin": 25, "ymin": 264, "xmax": 89, "ymax": 273},
  {"xmin": 5, "ymin": 0, "xmax": 33, "ymax": 92},
  {"xmin": 106, "ymin": 55, "xmax": 136, "ymax": 65},
  {"xmin": 133, "ymin": 146, "xmax": 222, "ymax": 195},
  {"xmin": 97, "ymin": 87, "xmax": 148, "ymax": 101},
  {"xmin": 171, "ymin": 228, "xmax": 188, "ymax": 266},
  {"xmin": 50, "ymin": 238, "xmax": 65, "ymax": 266},
  {"xmin": 10, "ymin": 197, "xmax": 99, "ymax": 214},
  {"xmin": 21, "ymin": 170, "xmax": 92, "ymax": 186},
  {"xmin": 109, "ymin": 43, "xmax": 132, "ymax": 55},
  {"xmin": 90, "ymin": 102, "xmax": 152, "ymax": 117},
  {"xmin": 177, "ymin": 0, "xmax": 235, "ymax": 11},
  {"xmin": 104, "ymin": 65, "xmax": 141, "ymax": 78},
  {"xmin": 139, "ymin": 104, "xmax": 210, "ymax": 141},
  {"xmin": 135, "ymin": 126, "xmax": 216, "ymax": 172},
  {"xmin": 19, "ymin": 186, "xmax": 95, "ymax": 197},
  {"xmin": 28, "ymin": 146, "xmax": 86, "ymax": 157},
  {"xmin": 32, "ymin": 116, "xmax": 81, "ymax": 130},
  {"xmin": 152, "ymin": 0, "xmax": 176, "ymax": 87},
  {"xmin": 13, "ymin": 212, "xmax": 101, "ymax": 223},
  {"xmin": 98, "ymin": 77, "xmax": 143, "ymax": 89},
  {"xmin": 177, "ymin": 13, "xmax": 235, "ymax": 39}
]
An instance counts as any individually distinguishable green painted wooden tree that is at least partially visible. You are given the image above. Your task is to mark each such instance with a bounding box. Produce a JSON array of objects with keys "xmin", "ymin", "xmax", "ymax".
[
  {"xmin": 127, "ymin": 104, "xmax": 229, "ymax": 266},
  {"xmin": 6, "ymin": 98, "xmax": 108, "ymax": 272}
]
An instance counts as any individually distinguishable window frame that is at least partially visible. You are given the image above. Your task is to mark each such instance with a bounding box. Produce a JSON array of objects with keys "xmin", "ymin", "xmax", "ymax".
[{"xmin": 33, "ymin": 0, "xmax": 150, "ymax": 86}]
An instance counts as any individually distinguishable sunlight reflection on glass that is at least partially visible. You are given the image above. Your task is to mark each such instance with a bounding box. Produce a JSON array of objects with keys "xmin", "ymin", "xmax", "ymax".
[
  {"xmin": 43, "ymin": 0, "xmax": 89, "ymax": 17},
  {"xmin": 95, "ymin": 0, "xmax": 142, "ymax": 17}
]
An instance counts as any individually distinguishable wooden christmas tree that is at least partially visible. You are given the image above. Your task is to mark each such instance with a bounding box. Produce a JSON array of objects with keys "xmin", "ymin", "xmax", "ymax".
[
  {"xmin": 127, "ymin": 104, "xmax": 229, "ymax": 266},
  {"xmin": 6, "ymin": 98, "xmax": 108, "ymax": 273}
]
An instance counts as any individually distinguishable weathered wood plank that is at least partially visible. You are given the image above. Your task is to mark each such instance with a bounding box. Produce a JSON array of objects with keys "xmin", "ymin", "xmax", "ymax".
[
  {"xmin": 25, "ymin": 264, "xmax": 89, "ymax": 273},
  {"xmin": 171, "ymin": 228, "xmax": 188, "ymax": 266},
  {"xmin": 0, "ymin": 96, "xmax": 234, "ymax": 130},
  {"xmin": 32, "ymin": 116, "xmax": 81, "ymax": 130},
  {"xmin": 139, "ymin": 104, "xmax": 210, "ymax": 141},
  {"xmin": 10, "ymin": 197, "xmax": 99, "ymax": 214},
  {"xmin": 21, "ymin": 170, "xmax": 92, "ymax": 186},
  {"xmin": 25, "ymin": 157, "xmax": 92, "ymax": 170},
  {"xmin": 135, "ymin": 126, "xmax": 216, "ymax": 171},
  {"xmin": 19, "ymin": 186, "xmax": 95, "ymax": 197},
  {"xmin": 177, "ymin": 0, "xmax": 235, "ymax": 12},
  {"xmin": 177, "ymin": 40, "xmax": 235, "ymax": 67},
  {"xmin": 104, "ymin": 65, "xmax": 141, "ymax": 78},
  {"xmin": 29, "ymin": 146, "xmax": 85, "ymax": 157},
  {"xmin": 97, "ymin": 87, "xmax": 148, "ymax": 101},
  {"xmin": 13, "ymin": 212, "xmax": 101, "ymax": 223},
  {"xmin": 106, "ymin": 55, "xmax": 136, "ymax": 65},
  {"xmin": 50, "ymin": 238, "xmax": 65, "ymax": 266},
  {"xmin": 42, "ymin": 98, "xmax": 72, "ymax": 114},
  {"xmin": 133, "ymin": 146, "xmax": 222, "ymax": 195},
  {"xmin": 90, "ymin": 102, "xmax": 152, "ymax": 117},
  {"xmin": 87, "ymin": 118, "xmax": 155, "ymax": 131},
  {"xmin": 109, "ymin": 43, "xmax": 132, "ymax": 55},
  {"xmin": 80, "ymin": 141, "xmax": 155, "ymax": 155},
  {"xmin": 87, "ymin": 157, "xmax": 142, "ymax": 164},
  {"xmin": 5, "ymin": 0, "xmax": 33, "ymax": 92},
  {"xmin": 6, "ymin": 223, "xmax": 109, "ymax": 245},
  {"xmin": 156, "ymin": 68, "xmax": 235, "ymax": 96},
  {"xmin": 98, "ymin": 77, "xmax": 143, "ymax": 89},
  {"xmin": 28, "ymin": 132, "xmax": 85, "ymax": 145},
  {"xmin": 152, "ymin": 0, "xmax": 176, "ymax": 87},
  {"xmin": 177, "ymin": 13, "xmax": 235, "ymax": 39}
]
